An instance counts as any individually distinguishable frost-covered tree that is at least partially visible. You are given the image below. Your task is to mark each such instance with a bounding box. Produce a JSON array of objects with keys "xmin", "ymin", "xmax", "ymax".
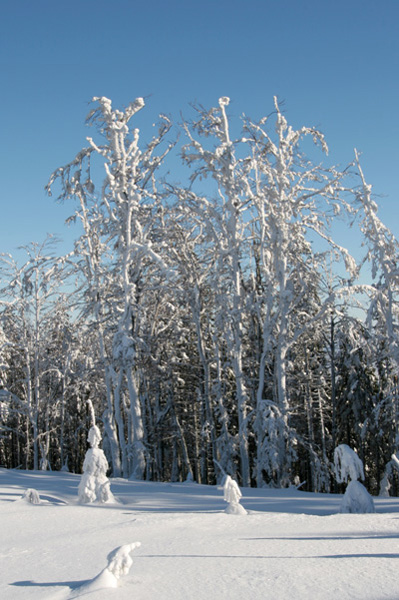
[
  {"xmin": 179, "ymin": 97, "xmax": 254, "ymax": 485},
  {"xmin": 0, "ymin": 319, "xmax": 24, "ymax": 468},
  {"xmin": 67, "ymin": 193, "xmax": 126, "ymax": 478},
  {"xmin": 289, "ymin": 326, "xmax": 331, "ymax": 492},
  {"xmin": 354, "ymin": 154, "xmax": 399, "ymax": 362},
  {"xmin": 0, "ymin": 237, "xmax": 70, "ymax": 470},
  {"xmin": 164, "ymin": 197, "xmax": 234, "ymax": 483},
  {"xmin": 352, "ymin": 155, "xmax": 399, "ymax": 475},
  {"xmin": 47, "ymin": 96, "xmax": 174, "ymax": 480},
  {"xmin": 243, "ymin": 98, "xmax": 358, "ymax": 487}
]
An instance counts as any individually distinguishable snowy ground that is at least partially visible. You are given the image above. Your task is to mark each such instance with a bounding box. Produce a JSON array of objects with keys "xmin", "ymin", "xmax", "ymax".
[{"xmin": 2, "ymin": 469, "xmax": 399, "ymax": 599}]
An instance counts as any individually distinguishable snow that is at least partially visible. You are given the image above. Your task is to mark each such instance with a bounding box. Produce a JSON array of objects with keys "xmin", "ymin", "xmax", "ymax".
[
  {"xmin": 2, "ymin": 469, "xmax": 399, "ymax": 599},
  {"xmin": 333, "ymin": 445, "xmax": 375, "ymax": 514},
  {"xmin": 223, "ymin": 475, "xmax": 242, "ymax": 504},
  {"xmin": 69, "ymin": 543, "xmax": 141, "ymax": 597},
  {"xmin": 340, "ymin": 480, "xmax": 375, "ymax": 514},
  {"xmin": 78, "ymin": 446, "xmax": 115, "ymax": 503},
  {"xmin": 334, "ymin": 444, "xmax": 365, "ymax": 483},
  {"xmin": 78, "ymin": 421, "xmax": 115, "ymax": 504},
  {"xmin": 223, "ymin": 475, "xmax": 247, "ymax": 515},
  {"xmin": 19, "ymin": 488, "xmax": 41, "ymax": 505}
]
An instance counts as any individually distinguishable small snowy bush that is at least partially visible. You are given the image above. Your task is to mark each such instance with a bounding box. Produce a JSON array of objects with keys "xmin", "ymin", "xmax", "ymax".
[
  {"xmin": 380, "ymin": 455, "xmax": 399, "ymax": 497},
  {"xmin": 340, "ymin": 480, "xmax": 375, "ymax": 514},
  {"xmin": 72, "ymin": 542, "xmax": 141, "ymax": 595},
  {"xmin": 379, "ymin": 463, "xmax": 393, "ymax": 497},
  {"xmin": 223, "ymin": 475, "xmax": 247, "ymax": 515},
  {"xmin": 334, "ymin": 444, "xmax": 375, "ymax": 514},
  {"xmin": 334, "ymin": 444, "xmax": 365, "ymax": 483},
  {"xmin": 78, "ymin": 403, "xmax": 115, "ymax": 504},
  {"xmin": 20, "ymin": 488, "xmax": 41, "ymax": 504}
]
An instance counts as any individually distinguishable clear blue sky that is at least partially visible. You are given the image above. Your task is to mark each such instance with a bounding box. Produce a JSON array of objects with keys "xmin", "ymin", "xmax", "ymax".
[{"xmin": 1, "ymin": 0, "xmax": 398, "ymax": 260}]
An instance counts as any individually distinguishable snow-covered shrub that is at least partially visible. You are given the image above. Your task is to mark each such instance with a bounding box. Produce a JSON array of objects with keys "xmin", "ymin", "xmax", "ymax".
[
  {"xmin": 379, "ymin": 461, "xmax": 393, "ymax": 497},
  {"xmin": 334, "ymin": 444, "xmax": 375, "ymax": 514},
  {"xmin": 380, "ymin": 455, "xmax": 399, "ymax": 497},
  {"xmin": 78, "ymin": 403, "xmax": 115, "ymax": 504},
  {"xmin": 379, "ymin": 472, "xmax": 391, "ymax": 498},
  {"xmin": 73, "ymin": 543, "xmax": 141, "ymax": 594},
  {"xmin": 340, "ymin": 480, "xmax": 375, "ymax": 514},
  {"xmin": 20, "ymin": 488, "xmax": 41, "ymax": 504},
  {"xmin": 223, "ymin": 475, "xmax": 247, "ymax": 515},
  {"xmin": 334, "ymin": 444, "xmax": 365, "ymax": 483}
]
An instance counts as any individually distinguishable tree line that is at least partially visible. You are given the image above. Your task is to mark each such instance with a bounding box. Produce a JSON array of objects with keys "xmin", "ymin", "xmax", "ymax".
[{"xmin": 1, "ymin": 95, "xmax": 398, "ymax": 494}]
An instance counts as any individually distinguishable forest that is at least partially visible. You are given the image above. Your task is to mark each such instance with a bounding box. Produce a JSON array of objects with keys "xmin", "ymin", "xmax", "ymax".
[{"xmin": 0, "ymin": 95, "xmax": 398, "ymax": 495}]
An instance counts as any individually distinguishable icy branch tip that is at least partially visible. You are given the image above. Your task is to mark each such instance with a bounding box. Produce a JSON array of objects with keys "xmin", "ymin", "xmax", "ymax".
[
  {"xmin": 135, "ymin": 97, "xmax": 145, "ymax": 108},
  {"xmin": 219, "ymin": 96, "xmax": 230, "ymax": 107}
]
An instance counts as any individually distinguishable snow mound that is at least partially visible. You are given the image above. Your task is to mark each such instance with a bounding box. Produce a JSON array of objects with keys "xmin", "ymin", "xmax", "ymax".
[
  {"xmin": 340, "ymin": 480, "xmax": 375, "ymax": 514},
  {"xmin": 225, "ymin": 501, "xmax": 248, "ymax": 515}
]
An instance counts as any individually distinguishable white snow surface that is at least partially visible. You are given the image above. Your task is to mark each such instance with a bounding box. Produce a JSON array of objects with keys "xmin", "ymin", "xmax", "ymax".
[
  {"xmin": 2, "ymin": 469, "xmax": 399, "ymax": 599},
  {"xmin": 340, "ymin": 480, "xmax": 376, "ymax": 514}
]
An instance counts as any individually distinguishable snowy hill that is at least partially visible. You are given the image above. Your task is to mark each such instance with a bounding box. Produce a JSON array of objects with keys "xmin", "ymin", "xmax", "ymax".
[{"xmin": 1, "ymin": 468, "xmax": 399, "ymax": 599}]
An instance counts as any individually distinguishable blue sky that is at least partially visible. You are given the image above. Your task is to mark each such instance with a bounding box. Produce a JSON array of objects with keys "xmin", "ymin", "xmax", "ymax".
[{"xmin": 1, "ymin": 0, "xmax": 398, "ymax": 260}]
